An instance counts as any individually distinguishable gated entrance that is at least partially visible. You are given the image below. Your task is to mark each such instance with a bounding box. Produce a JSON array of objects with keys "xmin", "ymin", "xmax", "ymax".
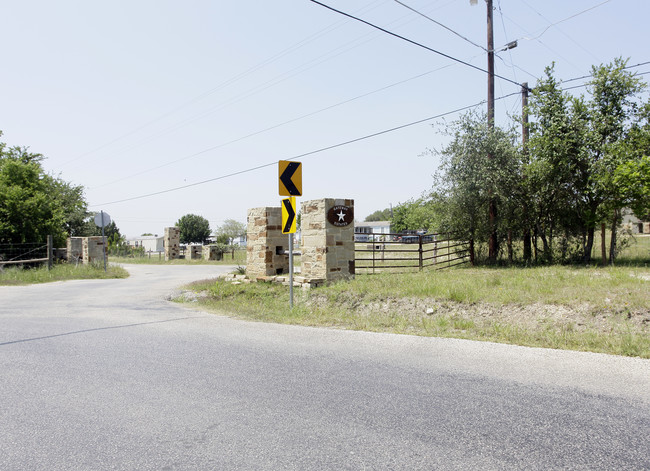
[{"xmin": 354, "ymin": 232, "xmax": 470, "ymax": 273}]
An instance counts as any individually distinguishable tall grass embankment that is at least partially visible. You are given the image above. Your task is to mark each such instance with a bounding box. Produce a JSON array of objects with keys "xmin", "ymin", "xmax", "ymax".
[{"xmin": 180, "ymin": 265, "xmax": 650, "ymax": 358}]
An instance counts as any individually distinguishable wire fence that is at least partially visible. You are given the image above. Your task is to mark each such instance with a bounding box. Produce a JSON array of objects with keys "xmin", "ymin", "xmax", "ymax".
[{"xmin": 0, "ymin": 241, "xmax": 50, "ymax": 267}]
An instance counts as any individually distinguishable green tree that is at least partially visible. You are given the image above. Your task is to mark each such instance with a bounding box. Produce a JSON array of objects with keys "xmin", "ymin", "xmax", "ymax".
[
  {"xmin": 213, "ymin": 219, "xmax": 246, "ymax": 245},
  {"xmin": 527, "ymin": 65, "xmax": 591, "ymax": 262},
  {"xmin": 176, "ymin": 214, "xmax": 211, "ymax": 244},
  {"xmin": 390, "ymin": 198, "xmax": 438, "ymax": 234},
  {"xmin": 365, "ymin": 208, "xmax": 392, "ymax": 222},
  {"xmin": 433, "ymin": 111, "xmax": 522, "ymax": 262},
  {"xmin": 585, "ymin": 58, "xmax": 647, "ymax": 263},
  {"xmin": 83, "ymin": 217, "xmax": 122, "ymax": 240},
  {"xmin": 0, "ymin": 134, "xmax": 88, "ymax": 246}
]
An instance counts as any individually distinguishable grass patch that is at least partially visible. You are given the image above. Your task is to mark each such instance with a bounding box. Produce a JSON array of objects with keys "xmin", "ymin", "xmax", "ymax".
[
  {"xmin": 179, "ymin": 264, "xmax": 650, "ymax": 358},
  {"xmin": 0, "ymin": 262, "xmax": 129, "ymax": 285}
]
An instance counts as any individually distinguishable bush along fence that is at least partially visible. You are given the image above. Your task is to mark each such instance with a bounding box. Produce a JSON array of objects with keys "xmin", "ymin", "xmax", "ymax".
[
  {"xmin": 0, "ymin": 235, "xmax": 53, "ymax": 269},
  {"xmin": 354, "ymin": 232, "xmax": 471, "ymax": 273}
]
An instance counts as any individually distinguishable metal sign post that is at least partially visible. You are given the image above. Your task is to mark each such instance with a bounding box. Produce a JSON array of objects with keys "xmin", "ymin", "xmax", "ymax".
[
  {"xmin": 281, "ymin": 196, "xmax": 297, "ymax": 309},
  {"xmin": 288, "ymin": 234, "xmax": 294, "ymax": 308},
  {"xmin": 94, "ymin": 211, "xmax": 111, "ymax": 273}
]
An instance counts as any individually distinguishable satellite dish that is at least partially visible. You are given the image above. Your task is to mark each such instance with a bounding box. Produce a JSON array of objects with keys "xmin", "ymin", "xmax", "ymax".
[{"xmin": 94, "ymin": 212, "xmax": 111, "ymax": 228}]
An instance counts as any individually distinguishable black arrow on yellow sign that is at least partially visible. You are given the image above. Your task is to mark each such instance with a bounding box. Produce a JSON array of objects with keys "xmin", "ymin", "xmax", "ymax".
[
  {"xmin": 279, "ymin": 160, "xmax": 302, "ymax": 196},
  {"xmin": 282, "ymin": 197, "xmax": 296, "ymax": 234}
]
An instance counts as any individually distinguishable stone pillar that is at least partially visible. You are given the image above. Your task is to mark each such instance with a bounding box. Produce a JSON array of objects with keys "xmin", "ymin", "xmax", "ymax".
[
  {"xmin": 187, "ymin": 245, "xmax": 202, "ymax": 260},
  {"xmin": 67, "ymin": 237, "xmax": 83, "ymax": 263},
  {"xmin": 203, "ymin": 245, "xmax": 223, "ymax": 261},
  {"xmin": 301, "ymin": 198, "xmax": 355, "ymax": 283},
  {"xmin": 246, "ymin": 207, "xmax": 289, "ymax": 278},
  {"xmin": 164, "ymin": 227, "xmax": 180, "ymax": 261},
  {"xmin": 82, "ymin": 236, "xmax": 105, "ymax": 264}
]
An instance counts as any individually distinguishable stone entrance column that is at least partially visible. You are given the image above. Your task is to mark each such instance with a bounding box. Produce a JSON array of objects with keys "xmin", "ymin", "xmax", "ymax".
[
  {"xmin": 82, "ymin": 236, "xmax": 105, "ymax": 264},
  {"xmin": 164, "ymin": 227, "xmax": 180, "ymax": 261},
  {"xmin": 246, "ymin": 207, "xmax": 289, "ymax": 278},
  {"xmin": 301, "ymin": 198, "xmax": 355, "ymax": 283}
]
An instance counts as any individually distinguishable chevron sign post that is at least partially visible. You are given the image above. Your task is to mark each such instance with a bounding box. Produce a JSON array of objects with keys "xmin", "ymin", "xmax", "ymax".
[{"xmin": 278, "ymin": 161, "xmax": 302, "ymax": 308}]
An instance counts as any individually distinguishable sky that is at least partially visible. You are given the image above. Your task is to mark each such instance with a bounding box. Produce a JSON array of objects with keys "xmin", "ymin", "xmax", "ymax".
[{"xmin": 1, "ymin": 0, "xmax": 648, "ymax": 238}]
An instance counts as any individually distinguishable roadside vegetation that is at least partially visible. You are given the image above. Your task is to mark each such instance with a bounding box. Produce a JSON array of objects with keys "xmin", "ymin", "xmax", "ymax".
[
  {"xmin": 0, "ymin": 262, "xmax": 128, "ymax": 286},
  {"xmin": 180, "ymin": 263, "xmax": 649, "ymax": 358}
]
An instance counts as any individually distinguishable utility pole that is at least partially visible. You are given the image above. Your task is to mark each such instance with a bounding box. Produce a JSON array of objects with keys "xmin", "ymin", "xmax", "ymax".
[
  {"xmin": 521, "ymin": 82, "xmax": 532, "ymax": 263},
  {"xmin": 486, "ymin": 0, "xmax": 498, "ymax": 263}
]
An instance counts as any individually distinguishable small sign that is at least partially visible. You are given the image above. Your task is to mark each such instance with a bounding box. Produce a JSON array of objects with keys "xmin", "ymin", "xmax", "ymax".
[
  {"xmin": 279, "ymin": 160, "xmax": 302, "ymax": 196},
  {"xmin": 327, "ymin": 205, "xmax": 353, "ymax": 227},
  {"xmin": 282, "ymin": 197, "xmax": 297, "ymax": 234},
  {"xmin": 94, "ymin": 212, "xmax": 111, "ymax": 228}
]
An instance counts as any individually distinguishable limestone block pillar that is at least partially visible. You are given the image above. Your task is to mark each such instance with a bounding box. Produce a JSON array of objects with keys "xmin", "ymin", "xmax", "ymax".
[
  {"xmin": 67, "ymin": 237, "xmax": 83, "ymax": 263},
  {"xmin": 203, "ymin": 245, "xmax": 222, "ymax": 261},
  {"xmin": 82, "ymin": 236, "xmax": 105, "ymax": 264},
  {"xmin": 164, "ymin": 227, "xmax": 180, "ymax": 261},
  {"xmin": 301, "ymin": 198, "xmax": 355, "ymax": 283},
  {"xmin": 246, "ymin": 207, "xmax": 289, "ymax": 278},
  {"xmin": 187, "ymin": 245, "xmax": 202, "ymax": 260}
]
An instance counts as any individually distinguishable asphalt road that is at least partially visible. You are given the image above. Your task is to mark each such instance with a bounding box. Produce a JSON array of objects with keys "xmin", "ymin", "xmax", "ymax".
[{"xmin": 1, "ymin": 264, "xmax": 649, "ymax": 470}]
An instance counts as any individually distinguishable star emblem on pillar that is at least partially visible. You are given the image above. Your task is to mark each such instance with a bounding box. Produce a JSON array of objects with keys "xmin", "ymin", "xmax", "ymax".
[{"xmin": 336, "ymin": 210, "xmax": 346, "ymax": 221}]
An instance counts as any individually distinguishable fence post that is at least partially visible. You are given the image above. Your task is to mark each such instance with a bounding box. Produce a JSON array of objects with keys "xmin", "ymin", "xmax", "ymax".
[
  {"xmin": 447, "ymin": 232, "xmax": 451, "ymax": 268},
  {"xmin": 418, "ymin": 235, "xmax": 423, "ymax": 271},
  {"xmin": 47, "ymin": 235, "xmax": 53, "ymax": 270},
  {"xmin": 469, "ymin": 238, "xmax": 475, "ymax": 266}
]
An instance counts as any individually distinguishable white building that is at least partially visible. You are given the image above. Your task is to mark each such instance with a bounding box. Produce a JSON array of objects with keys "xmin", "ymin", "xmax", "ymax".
[
  {"xmin": 127, "ymin": 235, "xmax": 164, "ymax": 252},
  {"xmin": 354, "ymin": 221, "xmax": 392, "ymax": 242}
]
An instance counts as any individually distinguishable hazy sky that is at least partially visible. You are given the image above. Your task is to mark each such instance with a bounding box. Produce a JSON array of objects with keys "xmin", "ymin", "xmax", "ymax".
[{"xmin": 2, "ymin": 0, "xmax": 647, "ymax": 237}]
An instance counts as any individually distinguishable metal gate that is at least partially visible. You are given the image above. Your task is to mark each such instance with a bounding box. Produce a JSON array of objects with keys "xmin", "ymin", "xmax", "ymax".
[{"xmin": 354, "ymin": 232, "xmax": 470, "ymax": 273}]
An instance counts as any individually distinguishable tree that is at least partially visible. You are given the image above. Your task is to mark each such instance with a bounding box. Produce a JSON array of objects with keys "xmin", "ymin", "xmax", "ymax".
[
  {"xmin": 433, "ymin": 111, "xmax": 522, "ymax": 262},
  {"xmin": 527, "ymin": 65, "xmax": 591, "ymax": 262},
  {"xmin": 176, "ymin": 214, "xmax": 211, "ymax": 244},
  {"xmin": 83, "ymin": 217, "xmax": 122, "ymax": 240},
  {"xmin": 365, "ymin": 208, "xmax": 392, "ymax": 222},
  {"xmin": 525, "ymin": 59, "xmax": 648, "ymax": 264},
  {"xmin": 585, "ymin": 58, "xmax": 647, "ymax": 263},
  {"xmin": 0, "ymin": 133, "xmax": 88, "ymax": 246},
  {"xmin": 214, "ymin": 219, "xmax": 246, "ymax": 245},
  {"xmin": 390, "ymin": 198, "xmax": 438, "ymax": 234}
]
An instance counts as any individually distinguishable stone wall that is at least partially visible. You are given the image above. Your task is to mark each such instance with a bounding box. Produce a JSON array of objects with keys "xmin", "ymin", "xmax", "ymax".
[
  {"xmin": 82, "ymin": 236, "xmax": 105, "ymax": 264},
  {"xmin": 187, "ymin": 245, "xmax": 202, "ymax": 260},
  {"xmin": 246, "ymin": 207, "xmax": 289, "ymax": 278},
  {"xmin": 203, "ymin": 245, "xmax": 223, "ymax": 261},
  {"xmin": 164, "ymin": 227, "xmax": 180, "ymax": 261},
  {"xmin": 301, "ymin": 198, "xmax": 355, "ymax": 282},
  {"xmin": 67, "ymin": 237, "xmax": 83, "ymax": 263}
]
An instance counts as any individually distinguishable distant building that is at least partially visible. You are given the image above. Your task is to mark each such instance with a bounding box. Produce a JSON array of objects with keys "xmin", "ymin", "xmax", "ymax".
[
  {"xmin": 354, "ymin": 221, "xmax": 392, "ymax": 242},
  {"xmin": 231, "ymin": 234, "xmax": 247, "ymax": 247},
  {"xmin": 127, "ymin": 235, "xmax": 164, "ymax": 252},
  {"xmin": 622, "ymin": 210, "xmax": 650, "ymax": 234}
]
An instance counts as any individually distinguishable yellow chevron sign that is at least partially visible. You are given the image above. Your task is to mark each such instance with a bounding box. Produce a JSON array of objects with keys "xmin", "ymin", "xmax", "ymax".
[
  {"xmin": 279, "ymin": 160, "xmax": 302, "ymax": 196},
  {"xmin": 281, "ymin": 197, "xmax": 297, "ymax": 234}
]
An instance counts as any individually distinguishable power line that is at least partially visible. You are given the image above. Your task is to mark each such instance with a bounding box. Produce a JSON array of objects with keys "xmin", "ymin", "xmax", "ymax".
[
  {"xmin": 519, "ymin": 0, "xmax": 613, "ymax": 44},
  {"xmin": 94, "ymin": 97, "xmax": 527, "ymax": 207},
  {"xmin": 91, "ymin": 62, "xmax": 464, "ymax": 190},
  {"xmin": 562, "ymin": 60, "xmax": 650, "ymax": 83},
  {"xmin": 52, "ymin": 1, "xmax": 386, "ymax": 171},
  {"xmin": 393, "ymin": 0, "xmax": 487, "ymax": 51},
  {"xmin": 309, "ymin": 0, "xmax": 524, "ymax": 89}
]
